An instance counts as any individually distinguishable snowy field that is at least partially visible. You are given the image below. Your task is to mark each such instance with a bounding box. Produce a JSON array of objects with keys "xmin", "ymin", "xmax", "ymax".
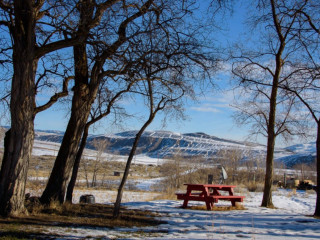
[
  {"xmin": 30, "ymin": 188, "xmax": 319, "ymax": 240},
  {"xmin": 31, "ymin": 140, "xmax": 167, "ymax": 165},
  {"xmin": 22, "ymin": 139, "xmax": 320, "ymax": 239}
]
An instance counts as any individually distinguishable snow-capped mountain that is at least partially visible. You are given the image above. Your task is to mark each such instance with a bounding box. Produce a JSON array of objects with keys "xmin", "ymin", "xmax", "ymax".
[
  {"xmin": 0, "ymin": 128, "xmax": 305, "ymax": 167},
  {"xmin": 276, "ymin": 142, "xmax": 317, "ymax": 167},
  {"xmin": 34, "ymin": 129, "xmax": 296, "ymax": 163},
  {"xmin": 33, "ymin": 129, "xmax": 318, "ymax": 167}
]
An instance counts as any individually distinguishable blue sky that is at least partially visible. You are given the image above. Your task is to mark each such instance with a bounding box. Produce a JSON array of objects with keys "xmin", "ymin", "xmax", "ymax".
[
  {"xmin": 34, "ymin": 73, "xmax": 255, "ymax": 144},
  {"xmin": 24, "ymin": 1, "xmax": 314, "ymax": 147},
  {"xmin": 32, "ymin": 1, "xmax": 258, "ymax": 144}
]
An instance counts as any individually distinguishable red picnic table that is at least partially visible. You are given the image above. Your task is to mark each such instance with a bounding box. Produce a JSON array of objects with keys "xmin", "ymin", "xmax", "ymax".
[{"xmin": 176, "ymin": 183, "xmax": 244, "ymax": 210}]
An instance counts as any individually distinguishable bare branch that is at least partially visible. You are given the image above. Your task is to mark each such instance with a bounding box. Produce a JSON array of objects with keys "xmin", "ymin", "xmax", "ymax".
[{"xmin": 35, "ymin": 76, "xmax": 73, "ymax": 114}]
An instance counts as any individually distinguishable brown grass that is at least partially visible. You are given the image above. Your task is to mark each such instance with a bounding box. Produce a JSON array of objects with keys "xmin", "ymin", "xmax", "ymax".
[
  {"xmin": 0, "ymin": 202, "xmax": 166, "ymax": 239},
  {"xmin": 246, "ymin": 181, "xmax": 264, "ymax": 192},
  {"xmin": 26, "ymin": 201, "xmax": 165, "ymax": 227}
]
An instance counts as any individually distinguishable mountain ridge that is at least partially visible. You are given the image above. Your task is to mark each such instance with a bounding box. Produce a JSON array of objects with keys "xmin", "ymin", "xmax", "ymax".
[{"xmin": 32, "ymin": 129, "xmax": 317, "ymax": 167}]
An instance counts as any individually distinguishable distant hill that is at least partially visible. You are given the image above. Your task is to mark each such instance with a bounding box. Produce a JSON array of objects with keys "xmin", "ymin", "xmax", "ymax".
[
  {"xmin": 33, "ymin": 129, "xmax": 314, "ymax": 167},
  {"xmin": 35, "ymin": 130, "xmax": 268, "ymax": 158},
  {"xmin": 276, "ymin": 142, "xmax": 316, "ymax": 167}
]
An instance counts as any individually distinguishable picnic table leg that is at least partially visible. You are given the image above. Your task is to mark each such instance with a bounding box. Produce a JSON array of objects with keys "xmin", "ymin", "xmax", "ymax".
[
  {"xmin": 205, "ymin": 200, "xmax": 213, "ymax": 210},
  {"xmin": 182, "ymin": 189, "xmax": 192, "ymax": 208},
  {"xmin": 228, "ymin": 188, "xmax": 234, "ymax": 196},
  {"xmin": 212, "ymin": 188, "xmax": 220, "ymax": 195},
  {"xmin": 182, "ymin": 199, "xmax": 189, "ymax": 208}
]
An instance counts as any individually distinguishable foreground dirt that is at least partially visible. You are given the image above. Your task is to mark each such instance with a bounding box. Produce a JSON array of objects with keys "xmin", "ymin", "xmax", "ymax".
[{"xmin": 0, "ymin": 202, "xmax": 166, "ymax": 240}]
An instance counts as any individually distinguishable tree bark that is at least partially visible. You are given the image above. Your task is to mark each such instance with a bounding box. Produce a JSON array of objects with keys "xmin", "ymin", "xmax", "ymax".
[
  {"xmin": 261, "ymin": 0, "xmax": 286, "ymax": 208},
  {"xmin": 40, "ymin": 42, "xmax": 97, "ymax": 203},
  {"xmin": 65, "ymin": 79, "xmax": 134, "ymax": 203},
  {"xmin": 261, "ymin": 60, "xmax": 279, "ymax": 208},
  {"xmin": 261, "ymin": 126, "xmax": 275, "ymax": 208},
  {"xmin": 0, "ymin": 0, "xmax": 37, "ymax": 216},
  {"xmin": 314, "ymin": 121, "xmax": 320, "ymax": 216},
  {"xmin": 66, "ymin": 125, "xmax": 89, "ymax": 203},
  {"xmin": 41, "ymin": 0, "xmax": 156, "ymax": 204},
  {"xmin": 261, "ymin": 62, "xmax": 279, "ymax": 208}
]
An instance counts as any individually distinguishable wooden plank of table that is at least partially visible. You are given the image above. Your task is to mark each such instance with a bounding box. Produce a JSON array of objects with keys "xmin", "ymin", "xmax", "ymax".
[{"xmin": 184, "ymin": 184, "xmax": 237, "ymax": 188}]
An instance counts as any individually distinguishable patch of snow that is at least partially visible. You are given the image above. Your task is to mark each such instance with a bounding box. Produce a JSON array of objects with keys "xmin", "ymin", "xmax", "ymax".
[
  {"xmin": 30, "ymin": 188, "xmax": 319, "ymax": 239},
  {"xmin": 31, "ymin": 139, "xmax": 168, "ymax": 166}
]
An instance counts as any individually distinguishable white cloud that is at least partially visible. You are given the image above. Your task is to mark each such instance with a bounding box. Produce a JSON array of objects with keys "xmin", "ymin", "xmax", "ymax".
[{"xmin": 190, "ymin": 106, "xmax": 221, "ymax": 113}]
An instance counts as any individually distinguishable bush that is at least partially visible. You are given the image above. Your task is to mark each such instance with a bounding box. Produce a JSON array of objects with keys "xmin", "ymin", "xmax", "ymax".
[{"xmin": 246, "ymin": 181, "xmax": 264, "ymax": 192}]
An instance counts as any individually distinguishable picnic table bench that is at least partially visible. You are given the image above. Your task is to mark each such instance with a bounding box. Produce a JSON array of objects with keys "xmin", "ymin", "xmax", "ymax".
[{"xmin": 176, "ymin": 184, "xmax": 244, "ymax": 210}]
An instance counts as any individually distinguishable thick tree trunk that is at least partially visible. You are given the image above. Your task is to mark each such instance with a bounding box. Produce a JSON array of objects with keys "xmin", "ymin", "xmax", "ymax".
[
  {"xmin": 41, "ymin": 43, "xmax": 96, "ymax": 204},
  {"xmin": 261, "ymin": 131, "xmax": 275, "ymax": 208},
  {"xmin": 40, "ymin": 96, "xmax": 92, "ymax": 203},
  {"xmin": 0, "ymin": 1, "xmax": 37, "ymax": 216},
  {"xmin": 314, "ymin": 122, "xmax": 320, "ymax": 217},
  {"xmin": 66, "ymin": 125, "xmax": 89, "ymax": 203}
]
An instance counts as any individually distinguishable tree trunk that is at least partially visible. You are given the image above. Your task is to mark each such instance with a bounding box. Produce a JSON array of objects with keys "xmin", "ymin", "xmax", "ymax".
[
  {"xmin": 41, "ymin": 43, "xmax": 97, "ymax": 204},
  {"xmin": 0, "ymin": 1, "xmax": 37, "ymax": 216},
  {"xmin": 261, "ymin": 0, "xmax": 285, "ymax": 207},
  {"xmin": 261, "ymin": 69, "xmax": 278, "ymax": 208},
  {"xmin": 113, "ymin": 113, "xmax": 156, "ymax": 218},
  {"xmin": 314, "ymin": 121, "xmax": 320, "ymax": 216},
  {"xmin": 261, "ymin": 56, "xmax": 282, "ymax": 208},
  {"xmin": 113, "ymin": 128, "xmax": 148, "ymax": 218},
  {"xmin": 66, "ymin": 125, "xmax": 89, "ymax": 203},
  {"xmin": 261, "ymin": 129, "xmax": 275, "ymax": 208}
]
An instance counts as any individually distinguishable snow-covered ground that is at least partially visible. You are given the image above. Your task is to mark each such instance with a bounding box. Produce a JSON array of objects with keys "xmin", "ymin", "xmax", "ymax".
[
  {"xmin": 29, "ymin": 188, "xmax": 319, "ymax": 240},
  {"xmin": 19, "ymin": 137, "xmax": 320, "ymax": 239},
  {"xmin": 31, "ymin": 139, "xmax": 167, "ymax": 165}
]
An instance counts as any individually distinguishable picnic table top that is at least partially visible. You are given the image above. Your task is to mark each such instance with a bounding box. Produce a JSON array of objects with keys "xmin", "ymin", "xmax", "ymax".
[{"xmin": 184, "ymin": 183, "xmax": 237, "ymax": 188}]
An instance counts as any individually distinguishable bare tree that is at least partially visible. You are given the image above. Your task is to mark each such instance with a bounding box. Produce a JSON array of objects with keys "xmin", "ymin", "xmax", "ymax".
[
  {"xmin": 91, "ymin": 139, "xmax": 109, "ymax": 187},
  {"xmin": 279, "ymin": 0, "xmax": 320, "ymax": 217},
  {"xmin": 231, "ymin": 0, "xmax": 305, "ymax": 208},
  {"xmin": 66, "ymin": 61, "xmax": 139, "ymax": 202},
  {"xmin": 216, "ymin": 149, "xmax": 245, "ymax": 182},
  {"xmin": 76, "ymin": 139, "xmax": 108, "ymax": 189},
  {"xmin": 113, "ymin": 71, "xmax": 187, "ymax": 218},
  {"xmin": 0, "ymin": 0, "xmax": 84, "ymax": 216},
  {"xmin": 160, "ymin": 155, "xmax": 185, "ymax": 189},
  {"xmin": 40, "ymin": 0, "xmax": 157, "ymax": 204},
  {"xmin": 239, "ymin": 0, "xmax": 320, "ymax": 216},
  {"xmin": 112, "ymin": 18, "xmax": 218, "ymax": 216},
  {"xmin": 81, "ymin": 158, "xmax": 91, "ymax": 188},
  {"xmin": 42, "ymin": 0, "xmax": 218, "ymax": 204}
]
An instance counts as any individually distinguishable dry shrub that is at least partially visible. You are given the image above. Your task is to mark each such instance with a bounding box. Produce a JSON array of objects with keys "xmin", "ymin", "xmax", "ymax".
[
  {"xmin": 153, "ymin": 187, "xmax": 178, "ymax": 200},
  {"xmin": 26, "ymin": 198, "xmax": 66, "ymax": 215},
  {"xmin": 305, "ymin": 189, "xmax": 316, "ymax": 195},
  {"xmin": 286, "ymin": 188, "xmax": 297, "ymax": 198},
  {"xmin": 25, "ymin": 180, "xmax": 45, "ymax": 194},
  {"xmin": 25, "ymin": 196, "xmax": 43, "ymax": 215},
  {"xmin": 48, "ymin": 200, "xmax": 63, "ymax": 212},
  {"xmin": 246, "ymin": 181, "xmax": 264, "ymax": 192}
]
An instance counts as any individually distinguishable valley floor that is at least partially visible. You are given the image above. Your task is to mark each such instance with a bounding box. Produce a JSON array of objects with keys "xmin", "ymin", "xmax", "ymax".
[{"xmin": 25, "ymin": 188, "xmax": 319, "ymax": 240}]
